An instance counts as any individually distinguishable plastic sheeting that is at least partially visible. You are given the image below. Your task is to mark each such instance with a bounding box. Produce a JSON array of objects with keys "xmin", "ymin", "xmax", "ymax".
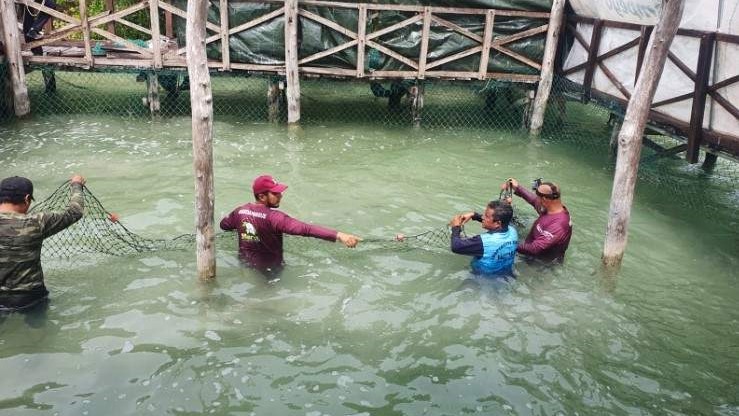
[
  {"xmin": 172, "ymin": 0, "xmax": 551, "ymax": 74},
  {"xmin": 564, "ymin": 0, "xmax": 739, "ymax": 139}
]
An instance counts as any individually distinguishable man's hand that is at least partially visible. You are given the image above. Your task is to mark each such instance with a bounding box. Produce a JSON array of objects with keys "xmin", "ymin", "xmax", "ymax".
[
  {"xmin": 501, "ymin": 177, "xmax": 518, "ymax": 190},
  {"xmin": 70, "ymin": 174, "xmax": 86, "ymax": 186},
  {"xmin": 449, "ymin": 214, "xmax": 464, "ymax": 228},
  {"xmin": 337, "ymin": 232, "xmax": 362, "ymax": 248},
  {"xmin": 460, "ymin": 212, "xmax": 475, "ymax": 224}
]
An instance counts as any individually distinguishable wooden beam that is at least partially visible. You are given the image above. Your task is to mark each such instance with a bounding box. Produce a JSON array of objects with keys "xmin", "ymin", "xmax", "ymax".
[
  {"xmin": 365, "ymin": 40, "xmax": 418, "ymax": 70},
  {"xmin": 91, "ymin": 27, "xmax": 153, "ymax": 57},
  {"xmin": 431, "ymin": 14, "xmax": 483, "ymax": 43},
  {"xmin": 186, "ymin": 0, "xmax": 216, "ymax": 280},
  {"xmin": 686, "ymin": 33, "xmax": 715, "ymax": 163},
  {"xmin": 20, "ymin": 0, "xmax": 79, "ymax": 24},
  {"xmin": 159, "ymin": 1, "xmax": 221, "ymax": 33},
  {"xmin": 298, "ymin": 39, "xmax": 357, "ymax": 65},
  {"xmin": 529, "ymin": 0, "xmax": 564, "ymax": 136},
  {"xmin": 603, "ymin": 0, "xmax": 685, "ymax": 268},
  {"xmin": 356, "ymin": 5, "xmax": 366, "ymax": 77},
  {"xmin": 667, "ymin": 50, "xmax": 696, "ymax": 82},
  {"xmin": 492, "ymin": 44, "xmax": 541, "ymax": 70},
  {"xmin": 1, "ymin": 0, "xmax": 29, "ymax": 116},
  {"xmin": 366, "ymin": 14, "xmax": 422, "ymax": 41},
  {"xmin": 417, "ymin": 7, "xmax": 431, "ymax": 79},
  {"xmin": 635, "ymin": 26, "xmax": 652, "ymax": 85},
  {"xmin": 477, "ymin": 10, "xmax": 494, "ymax": 80},
  {"xmin": 149, "ymin": 0, "xmax": 163, "ymax": 68},
  {"xmin": 220, "ymin": 0, "xmax": 230, "ymax": 70},
  {"xmin": 284, "ymin": 0, "xmax": 301, "ymax": 124},
  {"xmin": 582, "ymin": 19, "xmax": 603, "ymax": 101},
  {"xmin": 426, "ymin": 45, "xmax": 482, "ymax": 70},
  {"xmin": 492, "ymin": 23, "xmax": 548, "ymax": 47},
  {"xmin": 299, "ymin": 8, "xmax": 357, "ymax": 39}
]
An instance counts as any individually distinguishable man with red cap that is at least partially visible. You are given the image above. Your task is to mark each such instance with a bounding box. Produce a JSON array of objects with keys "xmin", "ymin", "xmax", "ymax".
[
  {"xmin": 220, "ymin": 174, "xmax": 361, "ymax": 274},
  {"xmin": 0, "ymin": 174, "xmax": 86, "ymax": 312}
]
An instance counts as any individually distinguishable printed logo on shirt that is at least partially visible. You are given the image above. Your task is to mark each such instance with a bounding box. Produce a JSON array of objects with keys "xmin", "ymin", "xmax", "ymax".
[
  {"xmin": 536, "ymin": 224, "xmax": 554, "ymax": 240},
  {"xmin": 240, "ymin": 221, "xmax": 259, "ymax": 242},
  {"xmin": 238, "ymin": 209, "xmax": 267, "ymax": 219}
]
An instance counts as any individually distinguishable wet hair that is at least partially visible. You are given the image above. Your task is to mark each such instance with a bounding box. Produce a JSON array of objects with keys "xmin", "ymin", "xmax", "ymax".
[{"xmin": 486, "ymin": 200, "xmax": 513, "ymax": 227}]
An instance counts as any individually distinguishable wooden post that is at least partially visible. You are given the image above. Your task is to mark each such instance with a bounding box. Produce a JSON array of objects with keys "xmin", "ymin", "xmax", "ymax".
[
  {"xmin": 685, "ymin": 33, "xmax": 715, "ymax": 163},
  {"xmin": 147, "ymin": 72, "xmax": 160, "ymax": 115},
  {"xmin": 105, "ymin": 0, "xmax": 115, "ymax": 35},
  {"xmin": 417, "ymin": 7, "xmax": 431, "ymax": 79},
  {"xmin": 150, "ymin": 0, "xmax": 163, "ymax": 69},
  {"xmin": 186, "ymin": 0, "xmax": 216, "ymax": 280},
  {"xmin": 79, "ymin": 0, "xmax": 94, "ymax": 67},
  {"xmin": 478, "ymin": 10, "xmax": 495, "ymax": 80},
  {"xmin": 219, "ymin": 0, "xmax": 230, "ymax": 71},
  {"xmin": 165, "ymin": 0, "xmax": 173, "ymax": 38},
  {"xmin": 528, "ymin": 0, "xmax": 565, "ymax": 137},
  {"xmin": 522, "ymin": 89, "xmax": 535, "ymax": 129},
  {"xmin": 284, "ymin": 0, "xmax": 300, "ymax": 124},
  {"xmin": 356, "ymin": 5, "xmax": 366, "ymax": 78},
  {"xmin": 602, "ymin": 0, "xmax": 685, "ymax": 268},
  {"xmin": 267, "ymin": 78, "xmax": 282, "ymax": 123},
  {"xmin": 410, "ymin": 82, "xmax": 424, "ymax": 128},
  {"xmin": 0, "ymin": 0, "xmax": 30, "ymax": 116}
]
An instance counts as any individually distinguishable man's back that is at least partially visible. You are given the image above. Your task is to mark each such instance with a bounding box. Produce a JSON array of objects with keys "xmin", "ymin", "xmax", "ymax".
[{"xmin": 0, "ymin": 184, "xmax": 84, "ymax": 296}]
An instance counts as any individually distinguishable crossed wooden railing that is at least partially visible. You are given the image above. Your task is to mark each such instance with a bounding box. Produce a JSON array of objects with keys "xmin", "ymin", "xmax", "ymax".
[{"xmin": 16, "ymin": 0, "xmax": 551, "ymax": 82}]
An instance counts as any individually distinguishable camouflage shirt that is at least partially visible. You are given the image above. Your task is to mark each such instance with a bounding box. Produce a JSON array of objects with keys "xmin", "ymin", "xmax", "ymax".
[{"xmin": 0, "ymin": 183, "xmax": 84, "ymax": 294}]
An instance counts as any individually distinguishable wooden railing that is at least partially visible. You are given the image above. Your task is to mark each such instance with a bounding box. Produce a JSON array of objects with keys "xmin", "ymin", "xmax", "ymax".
[
  {"xmin": 17, "ymin": 0, "xmax": 551, "ymax": 82},
  {"xmin": 564, "ymin": 15, "xmax": 739, "ymax": 162}
]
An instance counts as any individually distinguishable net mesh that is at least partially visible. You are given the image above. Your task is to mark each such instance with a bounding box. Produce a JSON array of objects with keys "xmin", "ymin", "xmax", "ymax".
[
  {"xmin": 31, "ymin": 182, "xmax": 458, "ymax": 259},
  {"xmin": 2, "ymin": 63, "xmax": 738, "ymax": 237}
]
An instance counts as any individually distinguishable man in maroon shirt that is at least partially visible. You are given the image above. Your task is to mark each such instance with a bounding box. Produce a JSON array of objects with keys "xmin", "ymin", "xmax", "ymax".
[
  {"xmin": 502, "ymin": 178, "xmax": 572, "ymax": 263},
  {"xmin": 220, "ymin": 175, "xmax": 361, "ymax": 274}
]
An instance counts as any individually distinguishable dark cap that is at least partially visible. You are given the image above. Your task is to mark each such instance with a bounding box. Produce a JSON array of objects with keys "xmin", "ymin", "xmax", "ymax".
[{"xmin": 0, "ymin": 176, "xmax": 34, "ymax": 200}]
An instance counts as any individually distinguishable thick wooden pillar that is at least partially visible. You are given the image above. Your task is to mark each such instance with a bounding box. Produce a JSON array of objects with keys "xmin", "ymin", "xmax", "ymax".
[
  {"xmin": 529, "ymin": 0, "xmax": 565, "ymax": 137},
  {"xmin": 186, "ymin": 0, "xmax": 216, "ymax": 280},
  {"xmin": 147, "ymin": 72, "xmax": 161, "ymax": 115},
  {"xmin": 686, "ymin": 33, "xmax": 715, "ymax": 163},
  {"xmin": 410, "ymin": 82, "xmax": 424, "ymax": 128},
  {"xmin": 603, "ymin": 0, "xmax": 685, "ymax": 268},
  {"xmin": 267, "ymin": 78, "xmax": 282, "ymax": 123},
  {"xmin": 284, "ymin": 0, "xmax": 300, "ymax": 124},
  {"xmin": 0, "ymin": 0, "xmax": 30, "ymax": 116}
]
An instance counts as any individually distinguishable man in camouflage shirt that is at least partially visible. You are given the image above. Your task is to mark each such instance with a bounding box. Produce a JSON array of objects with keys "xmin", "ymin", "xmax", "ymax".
[{"xmin": 0, "ymin": 175, "xmax": 85, "ymax": 311}]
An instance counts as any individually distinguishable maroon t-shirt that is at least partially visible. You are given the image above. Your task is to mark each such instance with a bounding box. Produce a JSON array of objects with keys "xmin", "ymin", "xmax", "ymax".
[
  {"xmin": 515, "ymin": 187, "xmax": 573, "ymax": 262},
  {"xmin": 220, "ymin": 203, "xmax": 337, "ymax": 270}
]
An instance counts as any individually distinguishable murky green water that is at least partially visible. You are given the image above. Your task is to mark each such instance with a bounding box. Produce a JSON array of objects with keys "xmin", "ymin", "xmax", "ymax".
[{"xmin": 1, "ymin": 115, "xmax": 737, "ymax": 415}]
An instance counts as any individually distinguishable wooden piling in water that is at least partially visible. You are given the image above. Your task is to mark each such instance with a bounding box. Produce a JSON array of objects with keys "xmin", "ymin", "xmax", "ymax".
[
  {"xmin": 0, "ymin": 0, "xmax": 30, "ymax": 116},
  {"xmin": 284, "ymin": 0, "xmax": 301, "ymax": 124},
  {"xmin": 528, "ymin": 0, "xmax": 565, "ymax": 136},
  {"xmin": 410, "ymin": 82, "xmax": 424, "ymax": 128},
  {"xmin": 602, "ymin": 0, "xmax": 685, "ymax": 269},
  {"xmin": 267, "ymin": 79, "xmax": 282, "ymax": 123},
  {"xmin": 186, "ymin": 0, "xmax": 216, "ymax": 280},
  {"xmin": 147, "ymin": 72, "xmax": 161, "ymax": 116}
]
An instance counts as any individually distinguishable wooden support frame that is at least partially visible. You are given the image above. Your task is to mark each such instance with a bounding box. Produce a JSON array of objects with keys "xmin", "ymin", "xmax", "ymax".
[{"xmin": 686, "ymin": 33, "xmax": 715, "ymax": 163}]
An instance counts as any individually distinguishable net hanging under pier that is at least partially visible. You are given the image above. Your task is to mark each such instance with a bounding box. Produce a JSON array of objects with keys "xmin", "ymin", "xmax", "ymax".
[{"xmin": 32, "ymin": 182, "xmax": 454, "ymax": 259}]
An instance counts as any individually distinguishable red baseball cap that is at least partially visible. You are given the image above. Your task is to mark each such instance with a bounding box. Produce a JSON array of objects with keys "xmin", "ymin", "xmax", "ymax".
[{"xmin": 252, "ymin": 175, "xmax": 288, "ymax": 195}]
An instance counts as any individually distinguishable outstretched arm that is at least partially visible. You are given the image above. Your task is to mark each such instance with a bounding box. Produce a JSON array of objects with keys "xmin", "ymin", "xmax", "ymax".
[{"xmin": 39, "ymin": 175, "xmax": 86, "ymax": 238}]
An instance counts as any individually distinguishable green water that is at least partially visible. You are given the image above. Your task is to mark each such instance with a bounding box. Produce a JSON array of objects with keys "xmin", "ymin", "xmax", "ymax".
[{"xmin": 0, "ymin": 115, "xmax": 737, "ymax": 416}]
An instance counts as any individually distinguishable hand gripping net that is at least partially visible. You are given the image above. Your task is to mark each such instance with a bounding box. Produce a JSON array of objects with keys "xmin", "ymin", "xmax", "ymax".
[{"xmin": 31, "ymin": 182, "xmax": 455, "ymax": 259}]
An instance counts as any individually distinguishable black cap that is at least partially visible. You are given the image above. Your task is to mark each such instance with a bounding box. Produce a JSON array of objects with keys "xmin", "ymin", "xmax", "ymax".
[{"xmin": 0, "ymin": 176, "xmax": 34, "ymax": 200}]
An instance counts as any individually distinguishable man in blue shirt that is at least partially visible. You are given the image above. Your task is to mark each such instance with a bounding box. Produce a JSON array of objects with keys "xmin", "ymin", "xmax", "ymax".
[{"xmin": 450, "ymin": 201, "xmax": 518, "ymax": 276}]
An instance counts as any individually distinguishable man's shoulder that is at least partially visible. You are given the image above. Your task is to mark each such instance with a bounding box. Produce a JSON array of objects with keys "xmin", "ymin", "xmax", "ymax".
[{"xmin": 0, "ymin": 212, "xmax": 41, "ymax": 235}]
